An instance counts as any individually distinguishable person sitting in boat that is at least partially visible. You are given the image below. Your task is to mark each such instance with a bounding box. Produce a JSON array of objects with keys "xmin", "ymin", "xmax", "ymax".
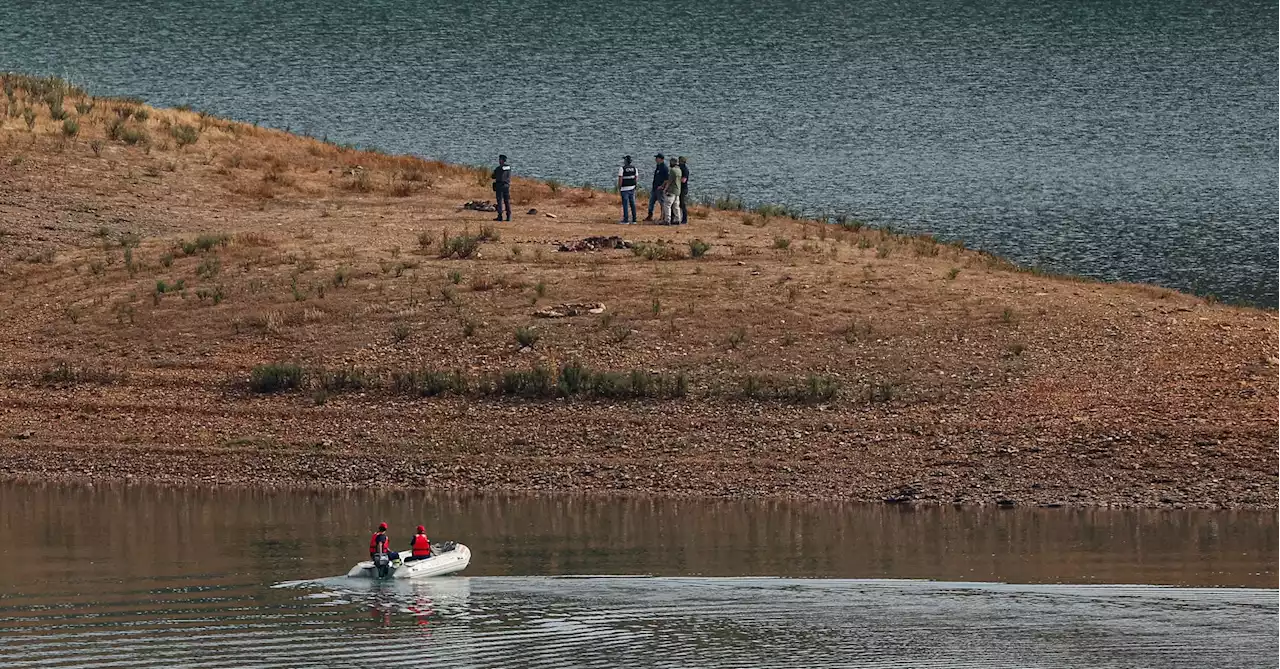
[
  {"xmin": 369, "ymin": 522, "xmax": 399, "ymax": 561},
  {"xmin": 404, "ymin": 525, "xmax": 432, "ymax": 562}
]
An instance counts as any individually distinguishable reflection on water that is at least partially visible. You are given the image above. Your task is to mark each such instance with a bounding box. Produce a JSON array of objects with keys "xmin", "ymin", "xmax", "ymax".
[{"xmin": 0, "ymin": 482, "xmax": 1275, "ymax": 667}]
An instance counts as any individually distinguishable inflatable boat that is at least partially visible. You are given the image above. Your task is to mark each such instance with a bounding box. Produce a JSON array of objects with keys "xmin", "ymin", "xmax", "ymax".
[{"xmin": 347, "ymin": 542, "xmax": 471, "ymax": 579}]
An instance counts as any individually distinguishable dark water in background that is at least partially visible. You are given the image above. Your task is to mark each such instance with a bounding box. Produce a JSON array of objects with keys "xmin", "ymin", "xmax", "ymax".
[
  {"xmin": 0, "ymin": 0, "xmax": 1277, "ymax": 305},
  {"xmin": 0, "ymin": 483, "xmax": 1275, "ymax": 667}
]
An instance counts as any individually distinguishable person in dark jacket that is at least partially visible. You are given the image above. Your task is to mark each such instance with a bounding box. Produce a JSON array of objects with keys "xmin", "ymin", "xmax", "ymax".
[
  {"xmin": 677, "ymin": 156, "xmax": 690, "ymax": 225},
  {"xmin": 644, "ymin": 153, "xmax": 668, "ymax": 222},
  {"xmin": 491, "ymin": 155, "xmax": 512, "ymax": 221}
]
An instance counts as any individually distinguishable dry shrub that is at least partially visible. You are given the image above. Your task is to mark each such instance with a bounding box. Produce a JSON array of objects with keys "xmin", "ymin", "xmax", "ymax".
[
  {"xmin": 343, "ymin": 170, "xmax": 373, "ymax": 193},
  {"xmin": 389, "ymin": 180, "xmax": 417, "ymax": 197},
  {"xmin": 235, "ymin": 310, "xmax": 287, "ymax": 334},
  {"xmin": 236, "ymin": 231, "xmax": 274, "ymax": 247}
]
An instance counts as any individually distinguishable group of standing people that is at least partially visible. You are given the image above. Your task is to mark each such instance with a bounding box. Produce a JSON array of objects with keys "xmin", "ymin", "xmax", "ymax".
[
  {"xmin": 491, "ymin": 152, "xmax": 691, "ymax": 225},
  {"xmin": 618, "ymin": 153, "xmax": 689, "ymax": 225}
]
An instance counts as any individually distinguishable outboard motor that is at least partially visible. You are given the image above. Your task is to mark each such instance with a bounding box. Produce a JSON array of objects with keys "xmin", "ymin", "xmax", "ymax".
[{"xmin": 373, "ymin": 552, "xmax": 391, "ymax": 578}]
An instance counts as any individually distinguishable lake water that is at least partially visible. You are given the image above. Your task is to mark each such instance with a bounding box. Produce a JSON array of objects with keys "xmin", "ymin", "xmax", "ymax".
[
  {"xmin": 0, "ymin": 482, "xmax": 1275, "ymax": 667},
  {"xmin": 1, "ymin": 0, "xmax": 1276, "ymax": 305}
]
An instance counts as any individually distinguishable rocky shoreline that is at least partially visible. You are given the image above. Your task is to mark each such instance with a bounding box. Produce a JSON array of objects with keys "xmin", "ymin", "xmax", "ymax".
[{"xmin": 1, "ymin": 391, "xmax": 1273, "ymax": 509}]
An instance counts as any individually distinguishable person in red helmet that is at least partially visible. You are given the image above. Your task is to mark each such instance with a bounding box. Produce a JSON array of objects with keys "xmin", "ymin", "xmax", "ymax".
[
  {"xmin": 369, "ymin": 522, "xmax": 399, "ymax": 561},
  {"xmin": 404, "ymin": 525, "xmax": 432, "ymax": 562}
]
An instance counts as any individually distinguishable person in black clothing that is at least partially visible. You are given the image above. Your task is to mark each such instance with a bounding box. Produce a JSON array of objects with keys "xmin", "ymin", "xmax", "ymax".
[
  {"xmin": 644, "ymin": 153, "xmax": 669, "ymax": 222},
  {"xmin": 678, "ymin": 156, "xmax": 690, "ymax": 225},
  {"xmin": 491, "ymin": 155, "xmax": 512, "ymax": 221}
]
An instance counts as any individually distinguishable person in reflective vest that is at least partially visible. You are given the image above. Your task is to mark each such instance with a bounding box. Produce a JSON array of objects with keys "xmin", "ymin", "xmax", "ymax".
[
  {"xmin": 618, "ymin": 155, "xmax": 639, "ymax": 224},
  {"xmin": 369, "ymin": 522, "xmax": 399, "ymax": 560},
  {"xmin": 405, "ymin": 525, "xmax": 432, "ymax": 562}
]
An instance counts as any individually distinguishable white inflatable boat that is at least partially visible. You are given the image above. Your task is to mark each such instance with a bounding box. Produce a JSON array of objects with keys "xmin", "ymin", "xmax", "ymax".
[{"xmin": 347, "ymin": 542, "xmax": 471, "ymax": 580}]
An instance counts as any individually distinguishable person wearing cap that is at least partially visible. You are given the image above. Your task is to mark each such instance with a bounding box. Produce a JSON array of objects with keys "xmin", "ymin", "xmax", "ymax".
[
  {"xmin": 643, "ymin": 153, "xmax": 669, "ymax": 222},
  {"xmin": 405, "ymin": 525, "xmax": 432, "ymax": 562},
  {"xmin": 491, "ymin": 154, "xmax": 512, "ymax": 222},
  {"xmin": 677, "ymin": 156, "xmax": 690, "ymax": 225},
  {"xmin": 369, "ymin": 522, "xmax": 399, "ymax": 560},
  {"xmin": 662, "ymin": 157, "xmax": 682, "ymax": 225},
  {"xmin": 617, "ymin": 155, "xmax": 639, "ymax": 224}
]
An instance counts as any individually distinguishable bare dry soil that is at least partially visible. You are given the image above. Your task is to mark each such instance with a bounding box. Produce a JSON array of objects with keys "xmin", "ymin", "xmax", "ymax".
[{"xmin": 0, "ymin": 76, "xmax": 1275, "ymax": 508}]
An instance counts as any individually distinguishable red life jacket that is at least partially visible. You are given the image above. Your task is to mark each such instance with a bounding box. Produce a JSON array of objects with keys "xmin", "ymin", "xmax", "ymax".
[
  {"xmin": 370, "ymin": 531, "xmax": 388, "ymax": 556},
  {"xmin": 411, "ymin": 533, "xmax": 430, "ymax": 557}
]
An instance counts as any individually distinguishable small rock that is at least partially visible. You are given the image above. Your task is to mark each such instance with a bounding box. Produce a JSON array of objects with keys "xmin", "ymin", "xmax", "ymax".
[
  {"xmin": 16, "ymin": 430, "xmax": 34, "ymax": 440},
  {"xmin": 527, "ymin": 208, "xmax": 538, "ymax": 215},
  {"xmin": 545, "ymin": 213, "xmax": 557, "ymax": 219}
]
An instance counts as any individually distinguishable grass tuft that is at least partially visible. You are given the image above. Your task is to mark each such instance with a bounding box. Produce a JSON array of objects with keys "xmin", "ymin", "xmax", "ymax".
[
  {"xmin": 631, "ymin": 241, "xmax": 684, "ymax": 261},
  {"xmin": 514, "ymin": 325, "xmax": 540, "ymax": 348}
]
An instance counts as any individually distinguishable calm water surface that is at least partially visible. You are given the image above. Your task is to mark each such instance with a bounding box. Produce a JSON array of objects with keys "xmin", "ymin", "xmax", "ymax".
[
  {"xmin": 1, "ymin": 0, "xmax": 1276, "ymax": 305},
  {"xmin": 0, "ymin": 482, "xmax": 1275, "ymax": 667}
]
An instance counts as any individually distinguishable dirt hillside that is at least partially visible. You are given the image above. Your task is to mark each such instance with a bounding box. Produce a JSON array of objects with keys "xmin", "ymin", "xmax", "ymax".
[{"xmin": 0, "ymin": 75, "xmax": 1275, "ymax": 508}]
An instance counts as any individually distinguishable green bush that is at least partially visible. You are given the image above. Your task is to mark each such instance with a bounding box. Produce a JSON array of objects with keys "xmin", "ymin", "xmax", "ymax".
[
  {"xmin": 688, "ymin": 239, "xmax": 711, "ymax": 258},
  {"xmin": 631, "ymin": 241, "xmax": 684, "ymax": 261},
  {"xmin": 170, "ymin": 124, "xmax": 199, "ymax": 147},
  {"xmin": 392, "ymin": 369, "xmax": 467, "ymax": 396},
  {"xmin": 249, "ymin": 363, "xmax": 304, "ymax": 393},
  {"xmin": 514, "ymin": 325, "xmax": 539, "ymax": 348},
  {"xmin": 196, "ymin": 256, "xmax": 221, "ymax": 279},
  {"xmin": 834, "ymin": 213, "xmax": 864, "ymax": 231},
  {"xmin": 120, "ymin": 126, "xmax": 149, "ymax": 146},
  {"xmin": 557, "ymin": 362, "xmax": 591, "ymax": 396},
  {"xmin": 319, "ymin": 367, "xmax": 377, "ymax": 392},
  {"xmin": 61, "ymin": 118, "xmax": 79, "ymax": 138},
  {"xmin": 39, "ymin": 361, "xmax": 118, "ymax": 385},
  {"xmin": 500, "ymin": 366, "xmax": 553, "ymax": 397},
  {"xmin": 799, "ymin": 375, "xmax": 840, "ymax": 402},
  {"xmin": 440, "ymin": 233, "xmax": 481, "ymax": 259},
  {"xmin": 183, "ymin": 232, "xmax": 230, "ymax": 255},
  {"xmin": 713, "ymin": 192, "xmax": 744, "ymax": 211}
]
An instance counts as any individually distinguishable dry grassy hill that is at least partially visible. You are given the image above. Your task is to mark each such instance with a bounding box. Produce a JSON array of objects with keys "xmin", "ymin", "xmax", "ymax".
[{"xmin": 0, "ymin": 74, "xmax": 1275, "ymax": 508}]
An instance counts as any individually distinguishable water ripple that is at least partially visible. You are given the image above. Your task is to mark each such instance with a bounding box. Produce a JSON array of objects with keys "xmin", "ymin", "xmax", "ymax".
[{"xmin": 0, "ymin": 577, "xmax": 1274, "ymax": 668}]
